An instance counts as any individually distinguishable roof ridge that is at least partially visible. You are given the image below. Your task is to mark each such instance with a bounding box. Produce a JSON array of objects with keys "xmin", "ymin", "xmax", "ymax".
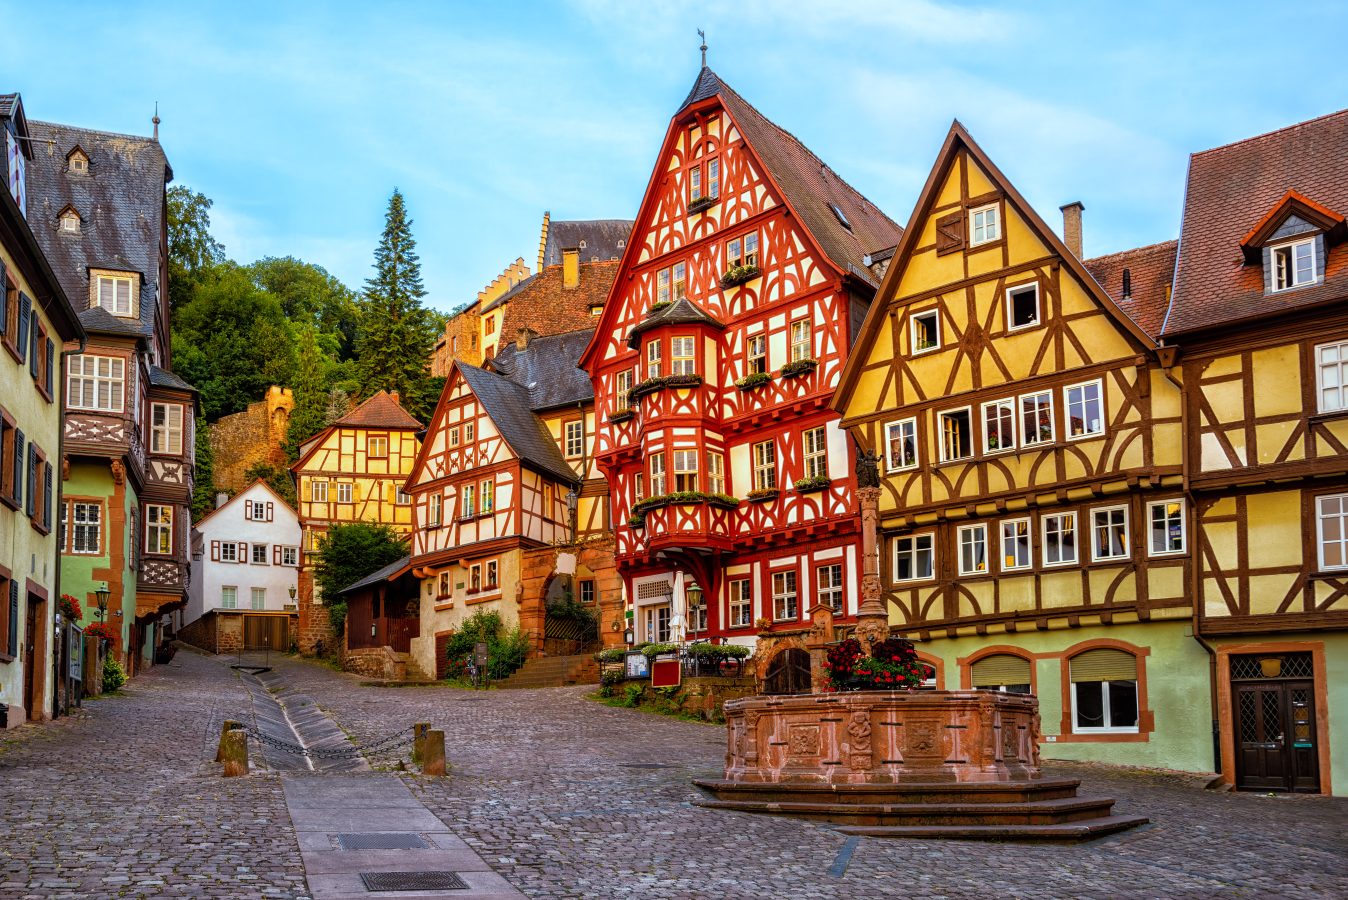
[
  {"xmin": 1191, "ymin": 107, "xmax": 1348, "ymax": 158},
  {"xmin": 1084, "ymin": 238, "xmax": 1179, "ymax": 265},
  {"xmin": 29, "ymin": 119, "xmax": 159, "ymax": 145}
]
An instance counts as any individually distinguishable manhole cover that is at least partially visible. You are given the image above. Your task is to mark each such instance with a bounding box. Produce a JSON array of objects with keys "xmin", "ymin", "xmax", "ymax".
[
  {"xmin": 360, "ymin": 871, "xmax": 467, "ymax": 891},
  {"xmin": 619, "ymin": 763, "xmax": 674, "ymax": 769},
  {"xmin": 337, "ymin": 833, "xmax": 429, "ymax": 850}
]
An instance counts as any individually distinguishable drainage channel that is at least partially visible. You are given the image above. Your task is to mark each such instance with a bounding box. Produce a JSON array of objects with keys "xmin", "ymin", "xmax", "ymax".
[{"xmin": 241, "ymin": 669, "xmax": 370, "ymax": 773}]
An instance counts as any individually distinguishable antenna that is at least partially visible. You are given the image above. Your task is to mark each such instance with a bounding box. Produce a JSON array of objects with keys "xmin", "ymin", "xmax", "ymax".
[{"xmin": 698, "ymin": 29, "xmax": 707, "ymax": 68}]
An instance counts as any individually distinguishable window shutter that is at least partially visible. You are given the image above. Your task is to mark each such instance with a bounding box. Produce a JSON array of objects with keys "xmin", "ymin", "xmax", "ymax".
[
  {"xmin": 211, "ymin": 540, "xmax": 220, "ymax": 562},
  {"xmin": 302, "ymin": 479, "xmax": 311, "ymax": 502},
  {"xmin": 43, "ymin": 462, "xmax": 52, "ymax": 527},
  {"xmin": 0, "ymin": 259, "xmax": 8, "ymax": 336},
  {"xmin": 1262, "ymin": 246, "xmax": 1274, "ymax": 294},
  {"xmin": 44, "ymin": 338, "xmax": 54, "ymax": 393},
  {"xmin": 7, "ymin": 580, "xmax": 18, "ymax": 658},
  {"xmin": 29, "ymin": 326, "xmax": 39, "ymax": 379},
  {"xmin": 1069, "ymin": 648, "xmax": 1138, "ymax": 683},
  {"xmin": 266, "ymin": 501, "xmax": 274, "ymax": 521},
  {"xmin": 12, "ymin": 429, "xmax": 24, "ymax": 505},
  {"xmin": 353, "ymin": 483, "xmax": 362, "ymax": 503},
  {"xmin": 25, "ymin": 442, "xmax": 36, "ymax": 517},
  {"xmin": 971, "ymin": 654, "xmax": 1032, "ymax": 687},
  {"xmin": 17, "ymin": 293, "xmax": 31, "ymax": 362},
  {"xmin": 244, "ymin": 501, "xmax": 253, "ymax": 521},
  {"xmin": 273, "ymin": 545, "xmax": 281, "ymax": 564},
  {"xmin": 936, "ymin": 212, "xmax": 965, "ymax": 256}
]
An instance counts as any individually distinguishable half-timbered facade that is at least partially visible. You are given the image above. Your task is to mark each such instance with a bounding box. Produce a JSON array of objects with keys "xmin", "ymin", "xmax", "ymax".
[
  {"xmin": 580, "ymin": 68, "xmax": 901, "ymax": 652},
  {"xmin": 291, "ymin": 390, "xmax": 420, "ymax": 652}
]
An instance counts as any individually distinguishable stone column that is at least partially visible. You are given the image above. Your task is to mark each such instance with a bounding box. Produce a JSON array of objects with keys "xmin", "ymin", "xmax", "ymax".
[
  {"xmin": 853, "ymin": 484, "xmax": 889, "ymax": 651},
  {"xmin": 805, "ymin": 603, "xmax": 835, "ymax": 693}
]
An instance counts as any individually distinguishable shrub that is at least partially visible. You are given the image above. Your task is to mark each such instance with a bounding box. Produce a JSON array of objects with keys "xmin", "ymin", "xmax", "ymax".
[
  {"xmin": 443, "ymin": 610, "xmax": 530, "ymax": 680},
  {"xmin": 619, "ymin": 683, "xmax": 644, "ymax": 708},
  {"xmin": 640, "ymin": 642, "xmax": 680, "ymax": 659},
  {"xmin": 600, "ymin": 668, "xmax": 625, "ymax": 687},
  {"xmin": 102, "ymin": 656, "xmax": 127, "ymax": 693},
  {"xmin": 598, "ymin": 648, "xmax": 627, "ymax": 663}
]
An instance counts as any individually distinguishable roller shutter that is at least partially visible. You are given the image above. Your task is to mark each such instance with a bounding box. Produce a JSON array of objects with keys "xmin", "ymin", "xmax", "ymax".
[
  {"xmin": 1069, "ymin": 648, "xmax": 1137, "ymax": 682},
  {"xmin": 971, "ymin": 653, "xmax": 1031, "ymax": 687}
]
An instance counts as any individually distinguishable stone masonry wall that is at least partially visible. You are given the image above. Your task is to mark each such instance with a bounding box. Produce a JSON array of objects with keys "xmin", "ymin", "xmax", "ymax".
[{"xmin": 209, "ymin": 386, "xmax": 294, "ymax": 494}]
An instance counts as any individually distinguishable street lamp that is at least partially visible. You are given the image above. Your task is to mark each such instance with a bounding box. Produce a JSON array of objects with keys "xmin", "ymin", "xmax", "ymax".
[
  {"xmin": 565, "ymin": 488, "xmax": 579, "ymax": 544},
  {"xmin": 94, "ymin": 584, "xmax": 110, "ymax": 622}
]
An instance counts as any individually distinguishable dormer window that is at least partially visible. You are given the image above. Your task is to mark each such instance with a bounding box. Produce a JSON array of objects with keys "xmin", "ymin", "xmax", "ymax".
[
  {"xmin": 67, "ymin": 149, "xmax": 89, "ymax": 175},
  {"xmin": 1271, "ymin": 238, "xmax": 1316, "ymax": 292},
  {"xmin": 59, "ymin": 208, "xmax": 80, "ymax": 234},
  {"xmin": 94, "ymin": 273, "xmax": 135, "ymax": 317}
]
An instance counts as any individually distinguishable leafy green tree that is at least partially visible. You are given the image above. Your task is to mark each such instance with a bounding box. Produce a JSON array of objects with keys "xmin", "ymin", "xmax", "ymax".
[
  {"xmin": 249, "ymin": 257, "xmax": 359, "ymax": 359},
  {"xmin": 243, "ymin": 461, "xmax": 297, "ymax": 508},
  {"xmin": 355, "ymin": 190, "xmax": 437, "ymax": 402},
  {"xmin": 286, "ymin": 325, "xmax": 331, "ymax": 459},
  {"xmin": 190, "ymin": 415, "xmax": 218, "ymax": 522},
  {"xmin": 167, "ymin": 186, "xmax": 225, "ymax": 310},
  {"xmin": 312, "ymin": 523, "xmax": 406, "ymax": 632}
]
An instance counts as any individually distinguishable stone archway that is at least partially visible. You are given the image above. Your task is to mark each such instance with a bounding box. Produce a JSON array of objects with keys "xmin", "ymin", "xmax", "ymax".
[{"xmin": 519, "ymin": 537, "xmax": 624, "ymax": 656}]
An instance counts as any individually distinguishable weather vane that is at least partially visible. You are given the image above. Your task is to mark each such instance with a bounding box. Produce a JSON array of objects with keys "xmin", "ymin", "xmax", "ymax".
[{"xmin": 698, "ymin": 29, "xmax": 707, "ymax": 68}]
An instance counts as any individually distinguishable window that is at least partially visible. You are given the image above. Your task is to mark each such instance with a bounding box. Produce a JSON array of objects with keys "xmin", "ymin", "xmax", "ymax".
[
  {"xmin": 438, "ymin": 572, "xmax": 450, "ymax": 598},
  {"xmin": 752, "ymin": 441, "xmax": 776, "ymax": 491},
  {"xmin": 982, "ymin": 399, "xmax": 1015, "ymax": 454},
  {"xmin": 486, "ymin": 560, "xmax": 498, "ymax": 589},
  {"xmin": 311, "ymin": 480, "xmax": 329, "ymax": 504},
  {"xmin": 1006, "ymin": 283, "xmax": 1039, "ymax": 330},
  {"xmin": 1091, "ymin": 507, "xmax": 1129, "ymax": 561},
  {"xmin": 672, "ymin": 261, "xmax": 687, "ymax": 301},
  {"xmin": 464, "ymin": 422, "xmax": 475, "ymax": 442},
  {"xmin": 469, "ymin": 564, "xmax": 482, "ymax": 592},
  {"xmin": 480, "ymin": 480, "xmax": 494, "ymax": 514},
  {"xmin": 818, "ymin": 564, "xmax": 844, "ymax": 612},
  {"xmin": 1316, "ymin": 340, "xmax": 1348, "ymax": 413},
  {"xmin": 1066, "ymin": 380, "xmax": 1104, "ymax": 438},
  {"xmin": 449, "ymin": 426, "xmax": 461, "ymax": 447},
  {"xmin": 251, "ymin": 588, "xmax": 266, "ymax": 611},
  {"xmin": 911, "ymin": 309, "xmax": 940, "ymax": 353},
  {"xmin": 336, "ymin": 482, "xmax": 353, "ymax": 504},
  {"xmin": 1001, "ymin": 519, "xmax": 1031, "ymax": 570},
  {"xmin": 886, "ymin": 419, "xmax": 918, "ymax": 471},
  {"xmin": 281, "ymin": 546, "xmax": 299, "ymax": 567},
  {"xmin": 790, "ymin": 320, "xmax": 811, "ymax": 362},
  {"xmin": 728, "ymin": 231, "xmax": 758, "ymax": 268},
  {"xmin": 251, "ymin": 543, "xmax": 269, "ymax": 565},
  {"xmin": 615, "ymin": 370, "xmax": 633, "ymax": 411},
  {"xmin": 219, "ymin": 541, "xmax": 239, "ymax": 563},
  {"xmin": 650, "ymin": 452, "xmax": 666, "ymax": 496},
  {"xmin": 687, "ymin": 584, "xmax": 707, "ymax": 633},
  {"xmin": 1019, "ymin": 391, "xmax": 1054, "ymax": 446},
  {"xmin": 1069, "ymin": 649, "xmax": 1139, "ymax": 733},
  {"xmin": 970, "ymin": 203, "xmax": 1000, "ymax": 246},
  {"xmin": 367, "ymin": 435, "xmax": 388, "ymax": 458},
  {"xmin": 671, "ymin": 336, "xmax": 696, "ymax": 375},
  {"xmin": 1147, "ymin": 499, "xmax": 1185, "ymax": 556},
  {"xmin": 729, "ymin": 579, "xmax": 753, "ymax": 628},
  {"xmin": 939, "ymin": 409, "xmax": 973, "ymax": 462},
  {"xmin": 672, "ymin": 450, "xmax": 698, "ymax": 492},
  {"xmin": 646, "ymin": 341, "xmax": 662, "ymax": 379},
  {"xmin": 564, "ymin": 421, "xmax": 584, "ymax": 458},
  {"xmin": 657, "ymin": 267, "xmax": 670, "ymax": 305},
  {"xmin": 1043, "ymin": 512, "xmax": 1077, "ymax": 566},
  {"xmin": 633, "ymin": 473, "xmax": 644, "ymax": 503},
  {"xmin": 1316, "ymin": 493, "xmax": 1348, "ymax": 571},
  {"xmin": 462, "ymin": 484, "xmax": 476, "ymax": 518},
  {"xmin": 151, "ymin": 403, "xmax": 183, "ymax": 455},
  {"xmin": 68, "ymin": 151, "xmax": 88, "ymax": 174},
  {"xmin": 644, "ymin": 604, "xmax": 672, "ymax": 643},
  {"xmin": 60, "ymin": 209, "xmax": 80, "ymax": 233},
  {"xmin": 1271, "ymin": 238, "xmax": 1316, "ymax": 292},
  {"xmin": 221, "ymin": 586, "xmax": 237, "ymax": 610},
  {"xmin": 69, "ymin": 502, "xmax": 101, "ymax": 554},
  {"xmin": 707, "ymin": 451, "xmax": 725, "ymax": 495},
  {"xmin": 428, "ymin": 493, "xmax": 443, "ymax": 527},
  {"xmin": 145, "ymin": 505, "xmax": 173, "ymax": 554},
  {"xmin": 707, "ymin": 158, "xmax": 720, "ymax": 199},
  {"xmin": 689, "ymin": 164, "xmax": 702, "ymax": 202},
  {"xmin": 772, "ymin": 570, "xmax": 798, "ymax": 621},
  {"xmin": 958, "ymin": 524, "xmax": 989, "ymax": 575},
  {"xmin": 579, "ymin": 579, "xmax": 595, "ymax": 605},
  {"xmin": 246, "ymin": 500, "xmax": 272, "ymax": 521},
  {"xmin": 894, "ymin": 534, "xmax": 935, "ymax": 582},
  {"xmin": 746, "ymin": 334, "xmax": 766, "ymax": 375},
  {"xmin": 803, "ymin": 427, "xmax": 828, "ymax": 480},
  {"xmin": 396, "ymin": 487, "xmax": 411, "ymax": 505},
  {"xmin": 67, "ymin": 355, "xmax": 124, "ymax": 411},
  {"xmin": 971, "ymin": 654, "xmax": 1032, "ymax": 694},
  {"xmin": 96, "ymin": 275, "xmax": 134, "ymax": 316}
]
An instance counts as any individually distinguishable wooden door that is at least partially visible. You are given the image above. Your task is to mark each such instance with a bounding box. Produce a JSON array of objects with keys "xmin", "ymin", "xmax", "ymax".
[
  {"xmin": 1235, "ymin": 681, "xmax": 1319, "ymax": 793},
  {"xmin": 23, "ymin": 597, "xmax": 38, "ymax": 718},
  {"xmin": 764, "ymin": 648, "xmax": 812, "ymax": 695}
]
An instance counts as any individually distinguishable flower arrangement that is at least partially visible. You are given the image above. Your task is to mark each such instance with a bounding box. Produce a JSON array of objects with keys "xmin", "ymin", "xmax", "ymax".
[
  {"xmin": 628, "ymin": 514, "xmax": 645, "ymax": 529},
  {"xmin": 59, "ymin": 594, "xmax": 82, "ymax": 622},
  {"xmin": 598, "ymin": 647, "xmax": 628, "ymax": 663},
  {"xmin": 630, "ymin": 373, "xmax": 703, "ymax": 399},
  {"xmin": 719, "ymin": 264, "xmax": 761, "ymax": 288},
  {"xmin": 822, "ymin": 637, "xmax": 925, "ymax": 692},
  {"xmin": 687, "ymin": 195, "xmax": 716, "ymax": 215},
  {"xmin": 746, "ymin": 487, "xmax": 779, "ymax": 502},
  {"xmin": 631, "ymin": 491, "xmax": 740, "ymax": 517},
  {"xmin": 794, "ymin": 474, "xmax": 831, "ymax": 493},
  {"xmin": 735, "ymin": 371, "xmax": 772, "ymax": 392},
  {"xmin": 648, "ymin": 300, "xmax": 673, "ymax": 315},
  {"xmin": 684, "ymin": 642, "xmax": 751, "ymax": 660},
  {"xmin": 85, "ymin": 622, "xmax": 119, "ymax": 643},
  {"xmin": 780, "ymin": 358, "xmax": 818, "ymax": 379}
]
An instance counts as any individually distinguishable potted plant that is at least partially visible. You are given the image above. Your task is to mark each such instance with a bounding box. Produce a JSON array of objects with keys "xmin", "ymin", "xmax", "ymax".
[
  {"xmin": 735, "ymin": 371, "xmax": 772, "ymax": 392},
  {"xmin": 58, "ymin": 594, "xmax": 82, "ymax": 622},
  {"xmin": 780, "ymin": 358, "xmax": 818, "ymax": 379},
  {"xmin": 85, "ymin": 622, "xmax": 118, "ymax": 645},
  {"xmin": 720, "ymin": 264, "xmax": 761, "ymax": 288},
  {"xmin": 746, "ymin": 487, "xmax": 779, "ymax": 502},
  {"xmin": 794, "ymin": 474, "xmax": 831, "ymax": 493}
]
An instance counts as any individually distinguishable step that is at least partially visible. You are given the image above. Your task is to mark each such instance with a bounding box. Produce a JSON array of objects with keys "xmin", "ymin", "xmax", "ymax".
[
  {"xmin": 691, "ymin": 795, "xmax": 1117, "ymax": 827},
  {"xmin": 692, "ymin": 777, "xmax": 1083, "ymax": 805},
  {"xmin": 831, "ymin": 814, "xmax": 1150, "ymax": 841}
]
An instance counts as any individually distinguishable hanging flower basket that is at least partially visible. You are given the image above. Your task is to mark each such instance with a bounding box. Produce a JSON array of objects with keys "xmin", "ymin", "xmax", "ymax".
[
  {"xmin": 85, "ymin": 622, "xmax": 119, "ymax": 643},
  {"xmin": 735, "ymin": 372, "xmax": 772, "ymax": 392},
  {"xmin": 720, "ymin": 265, "xmax": 761, "ymax": 288},
  {"xmin": 687, "ymin": 195, "xmax": 716, "ymax": 215},
  {"xmin": 780, "ymin": 358, "xmax": 818, "ymax": 379},
  {"xmin": 59, "ymin": 594, "xmax": 83, "ymax": 622}
]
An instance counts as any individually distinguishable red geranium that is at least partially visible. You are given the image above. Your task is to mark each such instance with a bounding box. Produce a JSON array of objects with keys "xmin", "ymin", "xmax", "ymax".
[
  {"xmin": 59, "ymin": 594, "xmax": 82, "ymax": 622},
  {"xmin": 85, "ymin": 622, "xmax": 118, "ymax": 642}
]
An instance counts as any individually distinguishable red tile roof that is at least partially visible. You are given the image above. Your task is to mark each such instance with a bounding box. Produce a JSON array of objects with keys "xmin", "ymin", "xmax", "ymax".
[
  {"xmin": 495, "ymin": 260, "xmax": 618, "ymax": 345},
  {"xmin": 1164, "ymin": 108, "xmax": 1348, "ymax": 336},
  {"xmin": 1085, "ymin": 240, "xmax": 1177, "ymax": 340},
  {"xmin": 334, "ymin": 390, "xmax": 422, "ymax": 430}
]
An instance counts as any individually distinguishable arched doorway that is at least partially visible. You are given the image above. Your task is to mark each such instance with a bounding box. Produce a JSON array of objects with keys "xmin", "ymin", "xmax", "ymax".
[
  {"xmin": 543, "ymin": 573, "xmax": 598, "ymax": 656},
  {"xmin": 764, "ymin": 648, "xmax": 812, "ymax": 695}
]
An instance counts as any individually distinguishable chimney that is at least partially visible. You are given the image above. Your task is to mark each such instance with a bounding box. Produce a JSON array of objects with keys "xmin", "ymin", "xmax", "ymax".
[
  {"xmin": 390, "ymin": 390, "xmax": 400, "ymax": 405},
  {"xmin": 1060, "ymin": 202, "xmax": 1084, "ymax": 259},
  {"xmin": 562, "ymin": 248, "xmax": 580, "ymax": 288},
  {"xmin": 516, "ymin": 327, "xmax": 538, "ymax": 351},
  {"xmin": 538, "ymin": 211, "xmax": 551, "ymax": 274},
  {"xmin": 215, "ymin": 492, "xmax": 229, "ymax": 509}
]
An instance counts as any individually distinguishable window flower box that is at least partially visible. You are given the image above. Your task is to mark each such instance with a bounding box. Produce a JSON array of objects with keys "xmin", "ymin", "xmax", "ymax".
[
  {"xmin": 735, "ymin": 371, "xmax": 772, "ymax": 392},
  {"xmin": 628, "ymin": 514, "xmax": 645, "ymax": 529},
  {"xmin": 794, "ymin": 475, "xmax": 831, "ymax": 493},
  {"xmin": 780, "ymin": 358, "xmax": 818, "ymax": 379},
  {"xmin": 631, "ymin": 373, "xmax": 703, "ymax": 399},
  {"xmin": 746, "ymin": 488, "xmax": 779, "ymax": 502},
  {"xmin": 607, "ymin": 409, "xmax": 634, "ymax": 425},
  {"xmin": 687, "ymin": 195, "xmax": 716, "ymax": 215},
  {"xmin": 665, "ymin": 373, "xmax": 702, "ymax": 389},
  {"xmin": 630, "ymin": 377, "xmax": 667, "ymax": 400},
  {"xmin": 632, "ymin": 491, "xmax": 741, "ymax": 517},
  {"xmin": 647, "ymin": 300, "xmax": 672, "ymax": 315},
  {"xmin": 720, "ymin": 264, "xmax": 761, "ymax": 288}
]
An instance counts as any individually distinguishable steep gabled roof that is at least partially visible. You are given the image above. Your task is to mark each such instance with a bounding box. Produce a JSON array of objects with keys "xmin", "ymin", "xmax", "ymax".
[
  {"xmin": 192, "ymin": 479, "xmax": 298, "ymax": 531},
  {"xmin": 1085, "ymin": 240, "xmax": 1178, "ymax": 341},
  {"xmin": 457, "ymin": 364, "xmax": 579, "ymax": 485},
  {"xmin": 334, "ymin": 390, "xmax": 422, "ymax": 430},
  {"xmin": 488, "ymin": 328, "xmax": 595, "ymax": 411},
  {"xmin": 541, "ymin": 219, "xmax": 633, "ymax": 267},
  {"xmin": 1164, "ymin": 108, "xmax": 1348, "ymax": 337}
]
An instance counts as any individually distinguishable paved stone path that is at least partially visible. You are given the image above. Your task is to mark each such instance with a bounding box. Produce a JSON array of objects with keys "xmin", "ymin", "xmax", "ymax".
[{"xmin": 1, "ymin": 649, "xmax": 1345, "ymax": 899}]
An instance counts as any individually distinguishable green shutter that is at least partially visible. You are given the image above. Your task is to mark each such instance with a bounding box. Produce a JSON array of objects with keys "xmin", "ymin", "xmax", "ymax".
[
  {"xmin": 1069, "ymin": 648, "xmax": 1137, "ymax": 683},
  {"xmin": 7, "ymin": 580, "xmax": 18, "ymax": 657},
  {"xmin": 0, "ymin": 257, "xmax": 8, "ymax": 337},
  {"xmin": 972, "ymin": 654, "xmax": 1032, "ymax": 687},
  {"xmin": 16, "ymin": 293, "xmax": 30, "ymax": 363}
]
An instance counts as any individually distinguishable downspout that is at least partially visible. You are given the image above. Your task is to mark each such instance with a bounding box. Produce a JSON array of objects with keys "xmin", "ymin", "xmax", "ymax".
[
  {"xmin": 52, "ymin": 332, "xmax": 87, "ymax": 719},
  {"xmin": 1160, "ymin": 345, "xmax": 1221, "ymax": 774}
]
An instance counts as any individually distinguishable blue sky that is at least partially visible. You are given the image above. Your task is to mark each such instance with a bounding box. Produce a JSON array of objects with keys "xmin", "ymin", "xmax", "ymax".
[{"xmin": 10, "ymin": 1, "xmax": 1348, "ymax": 311}]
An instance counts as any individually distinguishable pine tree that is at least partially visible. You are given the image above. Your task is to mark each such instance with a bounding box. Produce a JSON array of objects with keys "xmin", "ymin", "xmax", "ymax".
[
  {"xmin": 355, "ymin": 190, "xmax": 436, "ymax": 402},
  {"xmin": 285, "ymin": 325, "xmax": 329, "ymax": 460}
]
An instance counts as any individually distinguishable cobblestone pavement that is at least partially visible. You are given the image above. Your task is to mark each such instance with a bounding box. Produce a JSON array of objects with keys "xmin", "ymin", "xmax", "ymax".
[{"xmin": 2, "ymin": 652, "xmax": 1345, "ymax": 899}]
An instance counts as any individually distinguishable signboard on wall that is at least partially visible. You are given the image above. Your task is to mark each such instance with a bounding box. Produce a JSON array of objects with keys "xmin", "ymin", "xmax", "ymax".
[
  {"xmin": 624, "ymin": 651, "xmax": 649, "ymax": 679},
  {"xmin": 650, "ymin": 658, "xmax": 681, "ymax": 689}
]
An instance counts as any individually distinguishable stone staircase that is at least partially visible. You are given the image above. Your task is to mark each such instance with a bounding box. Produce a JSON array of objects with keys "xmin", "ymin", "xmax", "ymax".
[{"xmin": 497, "ymin": 653, "xmax": 599, "ymax": 689}]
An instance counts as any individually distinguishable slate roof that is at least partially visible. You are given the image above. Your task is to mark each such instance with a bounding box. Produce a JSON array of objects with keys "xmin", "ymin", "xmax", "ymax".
[
  {"xmin": 491, "ymin": 260, "xmax": 618, "ymax": 346},
  {"xmin": 678, "ymin": 68, "xmax": 903, "ymax": 279},
  {"xmin": 489, "ymin": 328, "xmax": 595, "ymax": 411},
  {"xmin": 1085, "ymin": 240, "xmax": 1178, "ymax": 340},
  {"xmin": 1164, "ymin": 108, "xmax": 1348, "ymax": 337},
  {"xmin": 76, "ymin": 305, "xmax": 145, "ymax": 339},
  {"xmin": 541, "ymin": 219, "xmax": 633, "ymax": 267},
  {"xmin": 148, "ymin": 364, "xmax": 197, "ymax": 393},
  {"xmin": 457, "ymin": 362, "xmax": 579, "ymax": 485},
  {"xmin": 334, "ymin": 390, "xmax": 422, "ymax": 430},
  {"xmin": 25, "ymin": 120, "xmax": 171, "ymax": 340},
  {"xmin": 339, "ymin": 554, "xmax": 413, "ymax": 596},
  {"xmin": 626, "ymin": 296, "xmax": 724, "ymax": 347}
]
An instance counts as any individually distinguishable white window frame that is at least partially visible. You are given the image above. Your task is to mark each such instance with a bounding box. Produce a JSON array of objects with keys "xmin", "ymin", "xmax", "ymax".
[
  {"xmin": 1000, "ymin": 518, "xmax": 1032, "ymax": 571},
  {"xmin": 981, "ymin": 398, "xmax": 1016, "ymax": 455},
  {"xmin": 281, "ymin": 546, "xmax": 299, "ymax": 567},
  {"xmin": 1071, "ymin": 677, "xmax": 1140, "ymax": 734},
  {"xmin": 1316, "ymin": 493, "xmax": 1348, "ymax": 572},
  {"xmin": 151, "ymin": 403, "xmax": 183, "ymax": 455},
  {"xmin": 1147, "ymin": 499, "xmax": 1186, "ymax": 557},
  {"xmin": 428, "ymin": 493, "xmax": 443, "ymax": 527},
  {"xmin": 219, "ymin": 541, "xmax": 239, "ymax": 563},
  {"xmin": 462, "ymin": 484, "xmax": 476, "ymax": 518},
  {"xmin": 96, "ymin": 274, "xmax": 134, "ymax": 317},
  {"xmin": 145, "ymin": 504, "xmax": 173, "ymax": 554},
  {"xmin": 1019, "ymin": 390, "xmax": 1055, "ymax": 447},
  {"xmin": 1042, "ymin": 511, "xmax": 1078, "ymax": 567},
  {"xmin": 1271, "ymin": 237, "xmax": 1317, "ymax": 292},
  {"xmin": 615, "ymin": 369, "xmax": 633, "ymax": 411},
  {"xmin": 480, "ymin": 479, "xmax": 494, "ymax": 514},
  {"xmin": 449, "ymin": 426, "xmax": 461, "ymax": 447},
  {"xmin": 969, "ymin": 203, "xmax": 1000, "ymax": 246},
  {"xmin": 790, "ymin": 319, "xmax": 812, "ymax": 363},
  {"xmin": 746, "ymin": 333, "xmax": 767, "ymax": 375},
  {"xmin": 564, "ymin": 421, "xmax": 584, "ymax": 459},
  {"xmin": 707, "ymin": 451, "xmax": 725, "ymax": 495},
  {"xmin": 464, "ymin": 421, "xmax": 475, "ymax": 442},
  {"xmin": 802, "ymin": 427, "xmax": 828, "ymax": 480},
  {"xmin": 336, "ymin": 482, "xmax": 353, "ymax": 504},
  {"xmin": 1315, "ymin": 340, "xmax": 1348, "ymax": 414},
  {"xmin": 910, "ymin": 308, "xmax": 941, "ymax": 354},
  {"xmin": 486, "ymin": 559, "xmax": 498, "ymax": 589},
  {"xmin": 1005, "ymin": 282, "xmax": 1040, "ymax": 331},
  {"xmin": 771, "ymin": 570, "xmax": 798, "ymax": 621},
  {"xmin": 396, "ymin": 487, "xmax": 411, "ymax": 506},
  {"xmin": 646, "ymin": 340, "xmax": 662, "ymax": 379},
  {"xmin": 1065, "ymin": 379, "xmax": 1105, "ymax": 440},
  {"xmin": 251, "ymin": 543, "xmax": 269, "ymax": 565},
  {"xmin": 672, "ymin": 261, "xmax": 687, "ymax": 301},
  {"xmin": 670, "ymin": 335, "xmax": 697, "ymax": 376},
  {"xmin": 886, "ymin": 418, "xmax": 918, "ymax": 472},
  {"xmin": 70, "ymin": 501, "xmax": 101, "ymax": 554},
  {"xmin": 67, "ymin": 355, "xmax": 125, "ymax": 412},
  {"xmin": 650, "ymin": 452, "xmax": 666, "ymax": 497},
  {"xmin": 672, "ymin": 449, "xmax": 698, "ymax": 492},
  {"xmin": 1090, "ymin": 505, "xmax": 1130, "ymax": 562},
  {"xmin": 893, "ymin": 533, "xmax": 935, "ymax": 583},
  {"xmin": 657, "ymin": 267, "xmax": 670, "ymax": 305},
  {"xmin": 311, "ymin": 480, "xmax": 329, "ymax": 504},
  {"xmin": 729, "ymin": 579, "xmax": 753, "ymax": 628},
  {"xmin": 958, "ymin": 523, "xmax": 989, "ymax": 576},
  {"xmin": 220, "ymin": 585, "xmax": 237, "ymax": 610},
  {"xmin": 817, "ymin": 563, "xmax": 844, "ymax": 612},
  {"xmin": 938, "ymin": 407, "xmax": 974, "ymax": 462},
  {"xmin": 752, "ymin": 440, "xmax": 776, "ymax": 491}
]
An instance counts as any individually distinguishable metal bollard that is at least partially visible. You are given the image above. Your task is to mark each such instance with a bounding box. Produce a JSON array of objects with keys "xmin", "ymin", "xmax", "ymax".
[
  {"xmin": 221, "ymin": 729, "xmax": 249, "ymax": 777},
  {"xmin": 216, "ymin": 720, "xmax": 243, "ymax": 762},
  {"xmin": 422, "ymin": 729, "xmax": 446, "ymax": 776},
  {"xmin": 412, "ymin": 722, "xmax": 430, "ymax": 765}
]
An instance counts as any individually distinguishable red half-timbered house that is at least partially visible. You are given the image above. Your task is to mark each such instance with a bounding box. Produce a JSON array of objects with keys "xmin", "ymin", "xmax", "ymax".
[{"xmin": 580, "ymin": 68, "xmax": 901, "ymax": 651}]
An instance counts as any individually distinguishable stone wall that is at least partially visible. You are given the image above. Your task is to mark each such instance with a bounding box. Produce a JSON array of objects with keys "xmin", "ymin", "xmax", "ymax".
[
  {"xmin": 209, "ymin": 386, "xmax": 294, "ymax": 494},
  {"xmin": 297, "ymin": 569, "xmax": 335, "ymax": 655},
  {"xmin": 342, "ymin": 646, "xmax": 408, "ymax": 680},
  {"xmin": 619, "ymin": 676, "xmax": 757, "ymax": 722},
  {"xmin": 519, "ymin": 537, "xmax": 624, "ymax": 654}
]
